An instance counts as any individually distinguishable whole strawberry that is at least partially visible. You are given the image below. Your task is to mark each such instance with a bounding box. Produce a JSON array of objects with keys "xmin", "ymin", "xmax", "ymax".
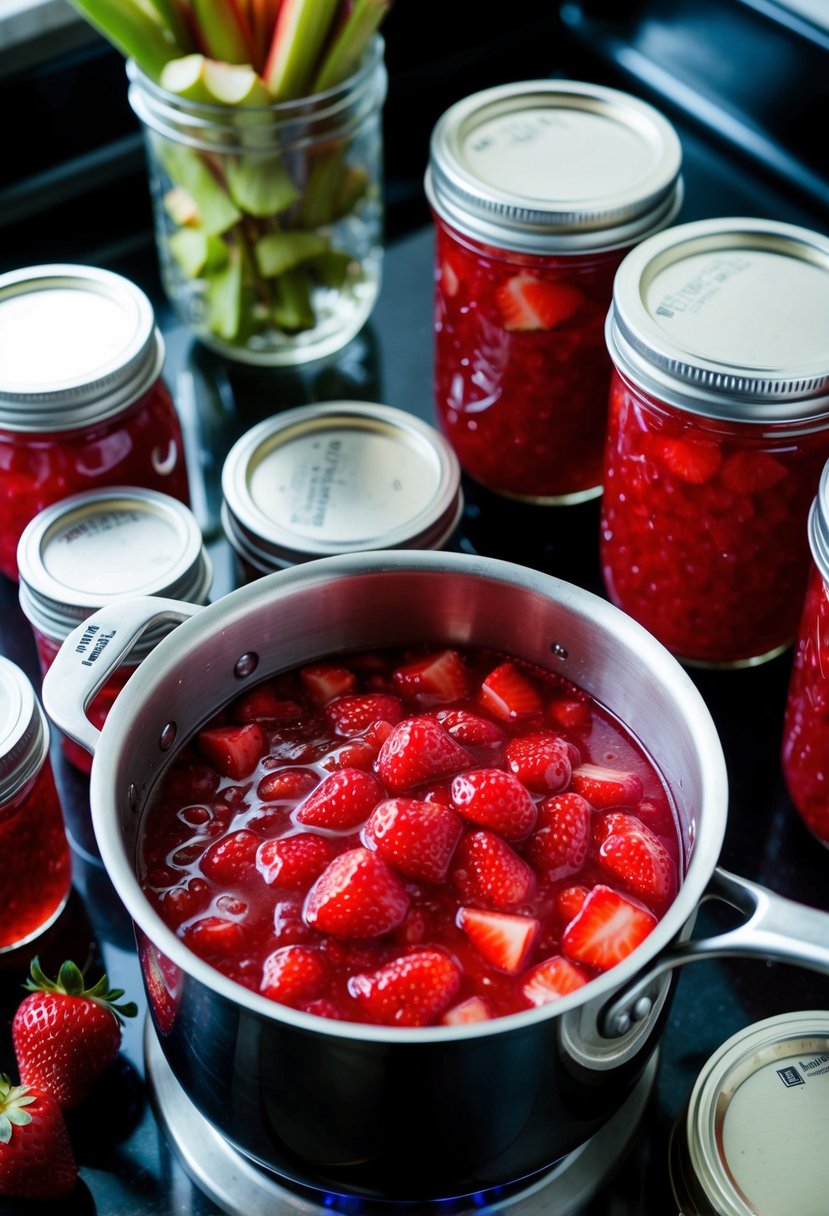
[
  {"xmin": 12, "ymin": 957, "xmax": 137, "ymax": 1111},
  {"xmin": 0, "ymin": 1074, "xmax": 77, "ymax": 1199}
]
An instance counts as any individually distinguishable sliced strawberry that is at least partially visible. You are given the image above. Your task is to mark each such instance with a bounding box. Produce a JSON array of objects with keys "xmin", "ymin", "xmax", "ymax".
[
  {"xmin": 450, "ymin": 768, "xmax": 538, "ymax": 840},
  {"xmin": 257, "ymin": 767, "xmax": 319, "ymax": 803},
  {"xmin": 478, "ymin": 662, "xmax": 543, "ymax": 721},
  {"xmin": 720, "ymin": 449, "xmax": 788, "ymax": 495},
  {"xmin": 361, "ymin": 797, "xmax": 463, "ymax": 883},
  {"xmin": 570, "ymin": 763, "xmax": 643, "ymax": 809},
  {"xmin": 303, "ymin": 847, "xmax": 410, "ymax": 938},
  {"xmin": 391, "ymin": 649, "xmax": 469, "ymax": 706},
  {"xmin": 562, "ymin": 884, "xmax": 656, "ymax": 971},
  {"xmin": 505, "ymin": 730, "xmax": 572, "ymax": 793},
  {"xmin": 496, "ymin": 273, "xmax": 584, "ymax": 332},
  {"xmin": 325, "ymin": 693, "xmax": 403, "ymax": 737},
  {"xmin": 651, "ymin": 436, "xmax": 723, "ymax": 485},
  {"xmin": 200, "ymin": 829, "xmax": 260, "ymax": 884},
  {"xmin": 441, "ymin": 995, "xmax": 492, "ymax": 1025},
  {"xmin": 256, "ymin": 833, "xmax": 336, "ymax": 889},
  {"xmin": 294, "ymin": 768, "xmax": 384, "ymax": 831},
  {"xmin": 526, "ymin": 792, "xmax": 591, "ymax": 880},
  {"xmin": 522, "ymin": 955, "xmax": 590, "ymax": 1006},
  {"xmin": 376, "ymin": 715, "xmax": 472, "ymax": 793},
  {"xmin": 231, "ymin": 685, "xmax": 303, "ymax": 723},
  {"xmin": 593, "ymin": 811, "xmax": 676, "ymax": 907},
  {"xmin": 299, "ymin": 663, "xmax": 356, "ymax": 704},
  {"xmin": 451, "ymin": 830, "xmax": 536, "ymax": 910},
  {"xmin": 436, "ymin": 708, "xmax": 505, "ymax": 750},
  {"xmin": 196, "ymin": 723, "xmax": 268, "ymax": 779},
  {"xmin": 260, "ymin": 945, "xmax": 327, "ymax": 1006},
  {"xmin": 547, "ymin": 696, "xmax": 591, "ymax": 730},
  {"xmin": 457, "ymin": 906, "xmax": 540, "ymax": 974},
  {"xmin": 348, "ymin": 949, "xmax": 461, "ymax": 1026}
]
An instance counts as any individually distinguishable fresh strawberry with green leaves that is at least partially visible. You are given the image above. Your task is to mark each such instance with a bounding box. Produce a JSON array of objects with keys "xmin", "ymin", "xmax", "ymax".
[
  {"xmin": 391, "ymin": 648, "xmax": 469, "ymax": 705},
  {"xmin": 650, "ymin": 435, "xmax": 723, "ymax": 485},
  {"xmin": 260, "ymin": 945, "xmax": 328, "ymax": 1005},
  {"xmin": 526, "ymin": 791, "xmax": 591, "ymax": 880},
  {"xmin": 325, "ymin": 692, "xmax": 403, "ymax": 736},
  {"xmin": 521, "ymin": 956, "xmax": 590, "ymax": 1006},
  {"xmin": 570, "ymin": 763, "xmax": 643, "ymax": 809},
  {"xmin": 12, "ymin": 958, "xmax": 138, "ymax": 1111},
  {"xmin": 495, "ymin": 273, "xmax": 584, "ymax": 332},
  {"xmin": 303, "ymin": 847, "xmax": 410, "ymax": 938},
  {"xmin": 294, "ymin": 767, "xmax": 384, "ymax": 830},
  {"xmin": 348, "ymin": 949, "xmax": 461, "ymax": 1026},
  {"xmin": 257, "ymin": 832, "xmax": 336, "ymax": 889},
  {"xmin": 562, "ymin": 884, "xmax": 656, "ymax": 971},
  {"xmin": 504, "ymin": 729, "xmax": 572, "ymax": 793},
  {"xmin": 457, "ymin": 906, "xmax": 540, "ymax": 974},
  {"xmin": 361, "ymin": 797, "xmax": 464, "ymax": 883},
  {"xmin": 450, "ymin": 768, "xmax": 538, "ymax": 840},
  {"xmin": 593, "ymin": 811, "xmax": 676, "ymax": 908},
  {"xmin": 478, "ymin": 662, "xmax": 543, "ymax": 721},
  {"xmin": 0, "ymin": 1074, "xmax": 77, "ymax": 1199},
  {"xmin": 451, "ymin": 829, "xmax": 536, "ymax": 911},
  {"xmin": 196, "ymin": 722, "xmax": 269, "ymax": 779},
  {"xmin": 376, "ymin": 714, "xmax": 472, "ymax": 792}
]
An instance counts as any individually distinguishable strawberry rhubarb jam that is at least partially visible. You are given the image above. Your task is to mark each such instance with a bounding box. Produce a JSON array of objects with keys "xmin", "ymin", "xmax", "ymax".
[
  {"xmin": 425, "ymin": 80, "xmax": 682, "ymax": 503},
  {"xmin": 602, "ymin": 218, "xmax": 829, "ymax": 667},
  {"xmin": 139, "ymin": 643, "xmax": 681, "ymax": 1027}
]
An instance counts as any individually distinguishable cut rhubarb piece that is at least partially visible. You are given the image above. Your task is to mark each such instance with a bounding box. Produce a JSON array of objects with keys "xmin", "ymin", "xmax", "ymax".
[
  {"xmin": 159, "ymin": 143, "xmax": 242, "ymax": 236},
  {"xmin": 457, "ymin": 906, "xmax": 540, "ymax": 974},
  {"xmin": 160, "ymin": 55, "xmax": 271, "ymax": 105},
  {"xmin": 272, "ymin": 267, "xmax": 316, "ymax": 332},
  {"xmin": 205, "ymin": 250, "xmax": 244, "ymax": 340},
  {"xmin": 255, "ymin": 232, "xmax": 330, "ymax": 278},
  {"xmin": 168, "ymin": 229, "xmax": 228, "ymax": 279},
  {"xmin": 226, "ymin": 156, "xmax": 300, "ymax": 218}
]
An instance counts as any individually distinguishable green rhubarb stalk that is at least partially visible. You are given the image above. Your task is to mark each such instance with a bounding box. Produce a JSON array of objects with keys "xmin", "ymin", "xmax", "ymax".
[
  {"xmin": 226, "ymin": 154, "xmax": 299, "ymax": 216},
  {"xmin": 262, "ymin": 0, "xmax": 341, "ymax": 100},
  {"xmin": 156, "ymin": 140, "xmax": 243, "ymax": 234},
  {"xmin": 254, "ymin": 230, "xmax": 329, "ymax": 277},
  {"xmin": 161, "ymin": 54, "xmax": 272, "ymax": 104},
  {"xmin": 66, "ymin": 0, "xmax": 185, "ymax": 80},
  {"xmin": 145, "ymin": 0, "xmax": 194, "ymax": 55},
  {"xmin": 272, "ymin": 266, "xmax": 316, "ymax": 331},
  {"xmin": 312, "ymin": 0, "xmax": 390, "ymax": 92},
  {"xmin": 191, "ymin": 0, "xmax": 256, "ymax": 64}
]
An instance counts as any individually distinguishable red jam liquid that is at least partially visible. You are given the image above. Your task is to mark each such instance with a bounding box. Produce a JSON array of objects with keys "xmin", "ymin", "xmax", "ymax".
[
  {"xmin": 138, "ymin": 644, "xmax": 681, "ymax": 1027},
  {"xmin": 0, "ymin": 379, "xmax": 190, "ymax": 581},
  {"xmin": 432, "ymin": 218, "xmax": 625, "ymax": 503},
  {"xmin": 0, "ymin": 760, "xmax": 71, "ymax": 951},
  {"xmin": 782, "ymin": 565, "xmax": 829, "ymax": 845},
  {"xmin": 600, "ymin": 371, "xmax": 829, "ymax": 666}
]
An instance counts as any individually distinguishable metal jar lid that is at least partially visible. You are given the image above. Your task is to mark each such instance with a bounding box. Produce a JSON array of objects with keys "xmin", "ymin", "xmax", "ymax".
[
  {"xmin": 607, "ymin": 217, "xmax": 829, "ymax": 423},
  {"xmin": 670, "ymin": 1010, "xmax": 829, "ymax": 1216},
  {"xmin": 0, "ymin": 264, "xmax": 165, "ymax": 432},
  {"xmin": 808, "ymin": 458, "xmax": 829, "ymax": 583},
  {"xmin": 221, "ymin": 401, "xmax": 463, "ymax": 572},
  {"xmin": 425, "ymin": 79, "xmax": 683, "ymax": 255},
  {"xmin": 17, "ymin": 487, "xmax": 212, "ymax": 653},
  {"xmin": 0, "ymin": 656, "xmax": 50, "ymax": 805}
]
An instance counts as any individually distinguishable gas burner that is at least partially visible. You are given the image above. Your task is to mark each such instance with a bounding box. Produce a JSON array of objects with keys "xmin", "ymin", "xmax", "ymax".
[{"xmin": 145, "ymin": 1021, "xmax": 657, "ymax": 1215}]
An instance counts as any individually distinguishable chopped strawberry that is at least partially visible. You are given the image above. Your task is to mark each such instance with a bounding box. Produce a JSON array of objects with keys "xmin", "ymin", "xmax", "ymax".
[
  {"xmin": 256, "ymin": 833, "xmax": 336, "ymax": 889},
  {"xmin": 555, "ymin": 884, "xmax": 589, "ymax": 926},
  {"xmin": 303, "ymin": 847, "xmax": 410, "ymax": 938},
  {"xmin": 376, "ymin": 714, "xmax": 472, "ymax": 792},
  {"xmin": 451, "ymin": 830, "xmax": 536, "ymax": 910},
  {"xmin": 272, "ymin": 897, "xmax": 316, "ymax": 945},
  {"xmin": 232, "ymin": 685, "xmax": 303, "ymax": 723},
  {"xmin": 183, "ymin": 915, "xmax": 246, "ymax": 957},
  {"xmin": 457, "ymin": 906, "xmax": 540, "ymax": 974},
  {"xmin": 321, "ymin": 739, "xmax": 379, "ymax": 772},
  {"xmin": 294, "ymin": 768, "xmax": 384, "ymax": 831},
  {"xmin": 593, "ymin": 811, "xmax": 676, "ymax": 907},
  {"xmin": 441, "ymin": 995, "xmax": 492, "ymax": 1025},
  {"xmin": 196, "ymin": 723, "xmax": 269, "ymax": 779},
  {"xmin": 651, "ymin": 436, "xmax": 723, "ymax": 485},
  {"xmin": 547, "ymin": 696, "xmax": 591, "ymax": 730},
  {"xmin": 257, "ymin": 766, "xmax": 319, "ymax": 802},
  {"xmin": 201, "ymin": 829, "xmax": 260, "ymax": 884},
  {"xmin": 570, "ymin": 763, "xmax": 643, "ymax": 809},
  {"xmin": 157, "ymin": 877, "xmax": 211, "ymax": 926},
  {"xmin": 348, "ymin": 949, "xmax": 461, "ymax": 1026},
  {"xmin": 0, "ymin": 1076, "xmax": 77, "ymax": 1199},
  {"xmin": 450, "ymin": 768, "xmax": 538, "ymax": 840},
  {"xmin": 478, "ymin": 662, "xmax": 543, "ymax": 721},
  {"xmin": 299, "ymin": 663, "xmax": 357, "ymax": 704},
  {"xmin": 325, "ymin": 693, "xmax": 403, "ymax": 737},
  {"xmin": 391, "ymin": 649, "xmax": 469, "ymax": 705},
  {"xmin": 720, "ymin": 449, "xmax": 788, "ymax": 495},
  {"xmin": 526, "ymin": 792, "xmax": 591, "ymax": 880},
  {"xmin": 522, "ymin": 956, "xmax": 590, "ymax": 1006},
  {"xmin": 437, "ymin": 708, "xmax": 505, "ymax": 750},
  {"xmin": 562, "ymin": 884, "xmax": 656, "ymax": 971},
  {"xmin": 504, "ymin": 730, "xmax": 572, "ymax": 793},
  {"xmin": 260, "ymin": 945, "xmax": 328, "ymax": 1006},
  {"xmin": 496, "ymin": 273, "xmax": 584, "ymax": 332},
  {"xmin": 361, "ymin": 797, "xmax": 463, "ymax": 883}
]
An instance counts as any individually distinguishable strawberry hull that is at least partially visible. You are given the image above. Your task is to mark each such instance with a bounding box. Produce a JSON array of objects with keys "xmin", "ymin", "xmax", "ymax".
[{"xmin": 44, "ymin": 551, "xmax": 829, "ymax": 1202}]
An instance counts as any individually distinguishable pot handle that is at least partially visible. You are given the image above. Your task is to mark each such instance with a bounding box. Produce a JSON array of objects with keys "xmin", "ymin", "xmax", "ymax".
[
  {"xmin": 41, "ymin": 596, "xmax": 203, "ymax": 760},
  {"xmin": 600, "ymin": 867, "xmax": 829, "ymax": 1038}
]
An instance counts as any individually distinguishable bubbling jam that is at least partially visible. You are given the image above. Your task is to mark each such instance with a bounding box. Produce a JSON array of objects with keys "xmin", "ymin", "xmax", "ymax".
[{"xmin": 139, "ymin": 644, "xmax": 681, "ymax": 1027}]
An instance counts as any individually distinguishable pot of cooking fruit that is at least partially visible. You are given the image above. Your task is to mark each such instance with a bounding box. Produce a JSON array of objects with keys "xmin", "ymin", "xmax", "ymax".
[{"xmin": 41, "ymin": 551, "xmax": 829, "ymax": 1203}]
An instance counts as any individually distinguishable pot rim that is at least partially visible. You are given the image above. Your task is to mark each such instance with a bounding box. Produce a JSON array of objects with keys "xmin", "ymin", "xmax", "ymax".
[{"xmin": 88, "ymin": 550, "xmax": 728, "ymax": 1043}]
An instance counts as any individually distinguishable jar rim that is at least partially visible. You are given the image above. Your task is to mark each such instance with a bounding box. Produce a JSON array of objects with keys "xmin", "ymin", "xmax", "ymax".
[{"xmin": 0, "ymin": 656, "xmax": 49, "ymax": 802}]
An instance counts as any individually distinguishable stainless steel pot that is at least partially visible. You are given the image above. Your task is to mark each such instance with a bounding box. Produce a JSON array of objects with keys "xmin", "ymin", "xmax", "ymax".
[{"xmin": 41, "ymin": 552, "xmax": 829, "ymax": 1202}]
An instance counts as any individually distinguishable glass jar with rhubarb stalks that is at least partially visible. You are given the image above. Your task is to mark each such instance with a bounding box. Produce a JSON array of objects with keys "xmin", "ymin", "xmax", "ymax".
[
  {"xmin": 81, "ymin": 0, "xmax": 392, "ymax": 364},
  {"xmin": 601, "ymin": 217, "xmax": 829, "ymax": 668},
  {"xmin": 425, "ymin": 80, "xmax": 683, "ymax": 503}
]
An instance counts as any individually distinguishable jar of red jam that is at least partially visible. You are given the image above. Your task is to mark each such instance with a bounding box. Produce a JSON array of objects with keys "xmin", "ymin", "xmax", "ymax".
[
  {"xmin": 17, "ymin": 486, "xmax": 212, "ymax": 773},
  {"xmin": 0, "ymin": 263, "xmax": 191, "ymax": 582},
  {"xmin": 601, "ymin": 217, "xmax": 829, "ymax": 667},
  {"xmin": 425, "ymin": 80, "xmax": 683, "ymax": 503},
  {"xmin": 221, "ymin": 401, "xmax": 463, "ymax": 578},
  {"xmin": 782, "ymin": 460, "xmax": 829, "ymax": 845},
  {"xmin": 0, "ymin": 656, "xmax": 71, "ymax": 952}
]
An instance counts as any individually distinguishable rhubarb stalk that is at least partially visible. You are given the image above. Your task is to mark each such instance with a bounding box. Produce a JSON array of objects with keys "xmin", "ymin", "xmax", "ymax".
[
  {"xmin": 262, "ymin": 0, "xmax": 341, "ymax": 99},
  {"xmin": 312, "ymin": 0, "xmax": 390, "ymax": 92}
]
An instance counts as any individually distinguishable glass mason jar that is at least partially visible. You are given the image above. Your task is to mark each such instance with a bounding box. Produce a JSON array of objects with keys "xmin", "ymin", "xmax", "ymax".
[
  {"xmin": 425, "ymin": 80, "xmax": 683, "ymax": 503},
  {"xmin": 601, "ymin": 217, "xmax": 829, "ymax": 667},
  {"xmin": 0, "ymin": 264, "xmax": 190, "ymax": 582},
  {"xmin": 127, "ymin": 39, "xmax": 387, "ymax": 366},
  {"xmin": 781, "ymin": 460, "xmax": 829, "ymax": 845},
  {"xmin": 0, "ymin": 655, "xmax": 71, "ymax": 951}
]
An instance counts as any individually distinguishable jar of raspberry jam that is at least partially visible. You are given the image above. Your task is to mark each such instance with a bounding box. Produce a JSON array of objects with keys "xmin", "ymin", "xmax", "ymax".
[
  {"xmin": 602, "ymin": 217, "xmax": 829, "ymax": 667},
  {"xmin": 425, "ymin": 80, "xmax": 683, "ymax": 503},
  {"xmin": 0, "ymin": 264, "xmax": 191, "ymax": 582},
  {"xmin": 17, "ymin": 486, "xmax": 212, "ymax": 773},
  {"xmin": 782, "ymin": 460, "xmax": 829, "ymax": 845},
  {"xmin": 0, "ymin": 656, "xmax": 71, "ymax": 951}
]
